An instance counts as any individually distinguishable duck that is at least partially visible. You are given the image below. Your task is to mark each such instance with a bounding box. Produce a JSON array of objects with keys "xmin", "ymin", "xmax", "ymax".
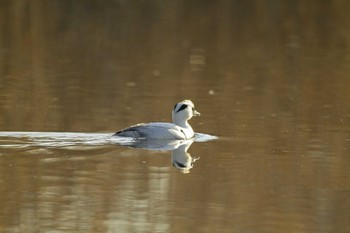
[{"xmin": 113, "ymin": 100, "xmax": 200, "ymax": 140}]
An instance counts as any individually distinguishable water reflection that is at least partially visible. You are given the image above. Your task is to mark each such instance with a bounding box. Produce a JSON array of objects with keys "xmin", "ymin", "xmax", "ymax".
[
  {"xmin": 0, "ymin": 131, "xmax": 216, "ymax": 173},
  {"xmin": 115, "ymin": 138, "xmax": 200, "ymax": 173},
  {"xmin": 171, "ymin": 140, "xmax": 199, "ymax": 173},
  {"xmin": 113, "ymin": 132, "xmax": 217, "ymax": 173}
]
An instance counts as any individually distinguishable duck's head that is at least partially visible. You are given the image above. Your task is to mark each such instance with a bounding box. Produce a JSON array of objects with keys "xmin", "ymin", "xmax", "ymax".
[{"xmin": 172, "ymin": 100, "xmax": 200, "ymax": 124}]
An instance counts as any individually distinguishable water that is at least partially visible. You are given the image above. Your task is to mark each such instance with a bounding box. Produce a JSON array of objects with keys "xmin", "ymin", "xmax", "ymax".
[{"xmin": 1, "ymin": 1, "xmax": 350, "ymax": 233}]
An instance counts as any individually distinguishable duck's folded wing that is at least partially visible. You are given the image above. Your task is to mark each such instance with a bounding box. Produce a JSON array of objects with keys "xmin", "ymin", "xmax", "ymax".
[{"xmin": 114, "ymin": 123, "xmax": 186, "ymax": 139}]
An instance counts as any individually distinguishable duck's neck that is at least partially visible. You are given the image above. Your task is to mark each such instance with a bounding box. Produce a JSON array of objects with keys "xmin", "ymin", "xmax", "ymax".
[
  {"xmin": 173, "ymin": 118, "xmax": 195, "ymax": 139},
  {"xmin": 173, "ymin": 118, "xmax": 193, "ymax": 130}
]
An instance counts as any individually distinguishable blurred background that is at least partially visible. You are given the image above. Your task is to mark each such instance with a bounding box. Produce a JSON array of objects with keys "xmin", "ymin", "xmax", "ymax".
[
  {"xmin": 1, "ymin": 1, "xmax": 350, "ymax": 233},
  {"xmin": 1, "ymin": 0, "xmax": 349, "ymax": 134}
]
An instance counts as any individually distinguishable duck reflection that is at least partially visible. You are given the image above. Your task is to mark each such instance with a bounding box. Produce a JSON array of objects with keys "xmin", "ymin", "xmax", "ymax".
[
  {"xmin": 171, "ymin": 139, "xmax": 199, "ymax": 174},
  {"xmin": 115, "ymin": 138, "xmax": 199, "ymax": 173}
]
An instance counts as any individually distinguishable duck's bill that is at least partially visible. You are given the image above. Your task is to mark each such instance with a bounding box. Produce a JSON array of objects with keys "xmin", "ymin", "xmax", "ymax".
[{"xmin": 193, "ymin": 110, "xmax": 201, "ymax": 116}]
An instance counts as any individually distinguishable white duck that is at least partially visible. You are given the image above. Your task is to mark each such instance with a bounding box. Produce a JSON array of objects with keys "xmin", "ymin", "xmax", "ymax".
[{"xmin": 113, "ymin": 100, "xmax": 200, "ymax": 140}]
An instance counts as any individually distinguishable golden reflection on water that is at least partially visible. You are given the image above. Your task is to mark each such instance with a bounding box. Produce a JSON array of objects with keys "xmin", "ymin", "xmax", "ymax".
[{"xmin": 1, "ymin": 1, "xmax": 350, "ymax": 233}]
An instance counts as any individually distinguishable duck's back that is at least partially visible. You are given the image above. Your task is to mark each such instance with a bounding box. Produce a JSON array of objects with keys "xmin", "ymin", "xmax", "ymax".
[{"xmin": 114, "ymin": 122, "xmax": 188, "ymax": 140}]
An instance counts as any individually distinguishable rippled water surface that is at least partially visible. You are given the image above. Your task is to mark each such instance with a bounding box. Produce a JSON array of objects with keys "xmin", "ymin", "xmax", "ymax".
[{"xmin": 1, "ymin": 1, "xmax": 350, "ymax": 233}]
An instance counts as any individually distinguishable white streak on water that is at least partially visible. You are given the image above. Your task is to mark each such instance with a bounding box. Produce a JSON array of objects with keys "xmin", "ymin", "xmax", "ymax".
[
  {"xmin": 0, "ymin": 132, "xmax": 134, "ymax": 149},
  {"xmin": 0, "ymin": 131, "xmax": 217, "ymax": 150}
]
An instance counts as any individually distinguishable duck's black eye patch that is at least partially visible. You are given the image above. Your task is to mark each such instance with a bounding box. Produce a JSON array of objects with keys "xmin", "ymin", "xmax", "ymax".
[{"xmin": 176, "ymin": 104, "xmax": 188, "ymax": 113}]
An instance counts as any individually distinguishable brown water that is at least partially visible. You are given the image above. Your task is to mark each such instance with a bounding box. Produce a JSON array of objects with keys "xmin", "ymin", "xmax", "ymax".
[{"xmin": 1, "ymin": 1, "xmax": 350, "ymax": 233}]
